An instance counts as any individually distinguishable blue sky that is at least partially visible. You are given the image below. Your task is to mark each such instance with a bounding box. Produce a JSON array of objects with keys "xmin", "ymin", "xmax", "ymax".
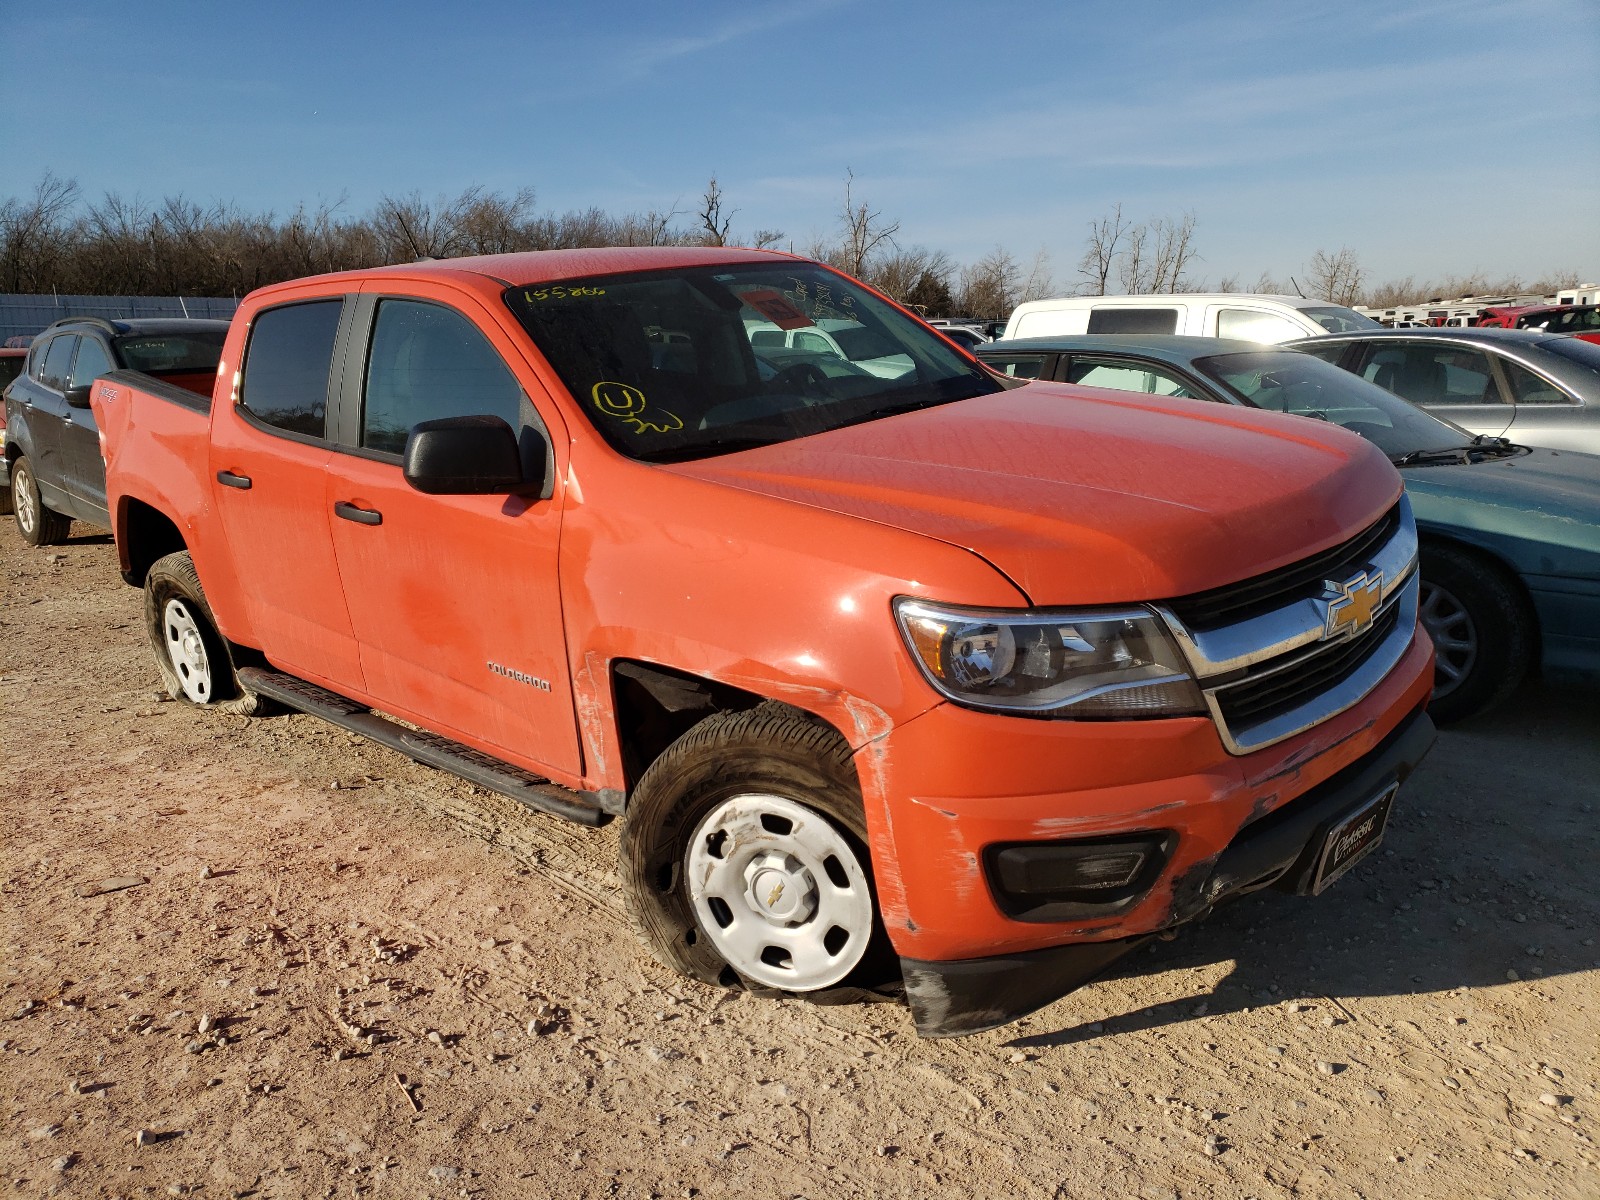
[{"xmin": 7, "ymin": 0, "xmax": 1598, "ymax": 290}]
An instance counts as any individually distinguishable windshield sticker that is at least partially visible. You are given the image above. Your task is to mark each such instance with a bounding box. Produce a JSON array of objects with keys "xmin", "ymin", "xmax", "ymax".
[
  {"xmin": 524, "ymin": 285, "xmax": 607, "ymax": 302},
  {"xmin": 785, "ymin": 278, "xmax": 859, "ymax": 323},
  {"xmin": 592, "ymin": 381, "xmax": 683, "ymax": 435},
  {"xmin": 740, "ymin": 289, "xmax": 813, "ymax": 331}
]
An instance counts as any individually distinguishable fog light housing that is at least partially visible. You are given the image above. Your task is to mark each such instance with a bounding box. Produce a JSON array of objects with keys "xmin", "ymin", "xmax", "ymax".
[{"xmin": 985, "ymin": 833, "xmax": 1175, "ymax": 922}]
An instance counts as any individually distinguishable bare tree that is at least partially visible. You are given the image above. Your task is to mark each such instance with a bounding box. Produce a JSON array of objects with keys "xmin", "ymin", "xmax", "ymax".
[
  {"xmin": 0, "ymin": 171, "xmax": 81, "ymax": 292},
  {"xmin": 838, "ymin": 169, "xmax": 899, "ymax": 278},
  {"xmin": 1076, "ymin": 203, "xmax": 1126, "ymax": 295},
  {"xmin": 1305, "ymin": 246, "xmax": 1365, "ymax": 306},
  {"xmin": 1148, "ymin": 212, "xmax": 1198, "ymax": 292},
  {"xmin": 865, "ymin": 245, "xmax": 954, "ymax": 305},
  {"xmin": 957, "ymin": 247, "xmax": 1021, "ymax": 318},
  {"xmin": 1117, "ymin": 222, "xmax": 1149, "ymax": 293},
  {"xmin": 1018, "ymin": 247, "xmax": 1054, "ymax": 304},
  {"xmin": 698, "ymin": 175, "xmax": 732, "ymax": 246}
]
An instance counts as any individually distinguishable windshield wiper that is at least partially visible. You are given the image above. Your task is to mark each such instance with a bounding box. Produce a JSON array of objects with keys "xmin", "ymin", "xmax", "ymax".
[
  {"xmin": 1390, "ymin": 447, "xmax": 1471, "ymax": 467},
  {"xmin": 635, "ymin": 435, "xmax": 786, "ymax": 463}
]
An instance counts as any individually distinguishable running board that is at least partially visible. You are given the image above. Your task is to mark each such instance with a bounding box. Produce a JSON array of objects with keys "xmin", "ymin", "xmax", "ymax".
[{"xmin": 237, "ymin": 668, "xmax": 609, "ymax": 827}]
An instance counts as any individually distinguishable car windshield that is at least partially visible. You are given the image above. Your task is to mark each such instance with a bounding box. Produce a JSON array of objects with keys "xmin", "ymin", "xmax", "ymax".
[
  {"xmin": 503, "ymin": 262, "xmax": 999, "ymax": 461},
  {"xmin": 113, "ymin": 331, "xmax": 227, "ymax": 375},
  {"xmin": 1301, "ymin": 306, "xmax": 1381, "ymax": 333},
  {"xmin": 1193, "ymin": 349, "xmax": 1474, "ymax": 459}
]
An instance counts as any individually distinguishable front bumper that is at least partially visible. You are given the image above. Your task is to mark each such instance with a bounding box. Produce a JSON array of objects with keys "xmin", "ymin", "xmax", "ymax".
[{"xmin": 900, "ymin": 703, "xmax": 1435, "ymax": 1036}]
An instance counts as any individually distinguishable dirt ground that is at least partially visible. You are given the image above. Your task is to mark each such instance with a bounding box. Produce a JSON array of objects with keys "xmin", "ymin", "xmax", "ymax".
[{"xmin": 2, "ymin": 521, "xmax": 1596, "ymax": 1200}]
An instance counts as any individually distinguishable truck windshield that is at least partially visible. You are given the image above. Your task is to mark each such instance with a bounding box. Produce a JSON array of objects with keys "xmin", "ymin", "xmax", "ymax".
[{"xmin": 503, "ymin": 262, "xmax": 999, "ymax": 461}]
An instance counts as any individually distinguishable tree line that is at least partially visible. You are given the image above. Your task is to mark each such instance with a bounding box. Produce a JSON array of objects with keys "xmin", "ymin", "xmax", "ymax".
[{"xmin": 1, "ymin": 172, "xmax": 1584, "ymax": 319}]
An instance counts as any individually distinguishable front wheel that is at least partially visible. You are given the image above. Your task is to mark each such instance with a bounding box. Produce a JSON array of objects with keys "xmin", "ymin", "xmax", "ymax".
[
  {"xmin": 143, "ymin": 550, "xmax": 269, "ymax": 716},
  {"xmin": 1418, "ymin": 542, "xmax": 1533, "ymax": 724},
  {"xmin": 11, "ymin": 455, "xmax": 71, "ymax": 546},
  {"xmin": 618, "ymin": 704, "xmax": 891, "ymax": 995}
]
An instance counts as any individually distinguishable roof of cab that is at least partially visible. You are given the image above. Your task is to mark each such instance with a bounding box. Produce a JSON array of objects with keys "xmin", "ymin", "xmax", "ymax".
[{"xmin": 365, "ymin": 245, "xmax": 797, "ymax": 287}]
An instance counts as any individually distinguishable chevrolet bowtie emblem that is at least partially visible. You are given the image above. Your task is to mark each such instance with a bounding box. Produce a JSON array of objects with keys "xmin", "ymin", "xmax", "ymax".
[{"xmin": 1323, "ymin": 572, "xmax": 1383, "ymax": 640}]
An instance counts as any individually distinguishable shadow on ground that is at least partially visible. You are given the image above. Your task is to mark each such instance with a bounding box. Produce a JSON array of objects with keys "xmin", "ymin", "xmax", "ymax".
[{"xmin": 1010, "ymin": 679, "xmax": 1600, "ymax": 1047}]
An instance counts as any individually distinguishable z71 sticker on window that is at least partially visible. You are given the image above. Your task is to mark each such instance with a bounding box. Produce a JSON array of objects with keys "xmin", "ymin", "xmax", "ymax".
[{"xmin": 591, "ymin": 381, "xmax": 682, "ymax": 435}]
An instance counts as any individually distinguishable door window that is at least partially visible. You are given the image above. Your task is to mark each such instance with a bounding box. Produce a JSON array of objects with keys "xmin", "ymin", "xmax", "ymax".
[
  {"xmin": 67, "ymin": 337, "xmax": 114, "ymax": 388},
  {"xmin": 979, "ymin": 353, "xmax": 1048, "ymax": 379},
  {"xmin": 1065, "ymin": 357, "xmax": 1200, "ymax": 398},
  {"xmin": 362, "ymin": 299, "xmax": 523, "ymax": 454},
  {"xmin": 1215, "ymin": 308, "xmax": 1303, "ymax": 343},
  {"xmin": 1501, "ymin": 359, "xmax": 1572, "ymax": 405},
  {"xmin": 240, "ymin": 300, "xmax": 343, "ymax": 437},
  {"xmin": 1085, "ymin": 307, "xmax": 1178, "ymax": 334},
  {"xmin": 1360, "ymin": 342, "xmax": 1505, "ymax": 405},
  {"xmin": 39, "ymin": 336, "xmax": 77, "ymax": 392}
]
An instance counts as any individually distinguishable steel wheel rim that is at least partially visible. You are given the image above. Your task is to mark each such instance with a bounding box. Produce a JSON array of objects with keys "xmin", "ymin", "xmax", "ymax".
[
  {"xmin": 685, "ymin": 793, "xmax": 872, "ymax": 991},
  {"xmin": 162, "ymin": 598, "xmax": 214, "ymax": 703},
  {"xmin": 14, "ymin": 466, "xmax": 36, "ymax": 535},
  {"xmin": 1418, "ymin": 580, "xmax": 1476, "ymax": 698}
]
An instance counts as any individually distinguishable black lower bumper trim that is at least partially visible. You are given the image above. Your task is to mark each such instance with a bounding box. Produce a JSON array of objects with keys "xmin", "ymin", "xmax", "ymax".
[{"xmin": 900, "ymin": 705, "xmax": 1436, "ymax": 1038}]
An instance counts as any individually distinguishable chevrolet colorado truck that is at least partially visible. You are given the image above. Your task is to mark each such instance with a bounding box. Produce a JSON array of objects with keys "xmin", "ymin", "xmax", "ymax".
[{"xmin": 92, "ymin": 247, "xmax": 1436, "ymax": 1036}]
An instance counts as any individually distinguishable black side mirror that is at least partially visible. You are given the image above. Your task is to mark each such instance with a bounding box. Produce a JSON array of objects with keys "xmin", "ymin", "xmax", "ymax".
[
  {"xmin": 65, "ymin": 384, "xmax": 93, "ymax": 410},
  {"xmin": 403, "ymin": 414, "xmax": 540, "ymax": 495}
]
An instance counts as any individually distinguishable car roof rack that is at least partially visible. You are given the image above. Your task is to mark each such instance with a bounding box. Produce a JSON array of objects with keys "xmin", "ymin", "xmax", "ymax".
[{"xmin": 42, "ymin": 316, "xmax": 125, "ymax": 336}]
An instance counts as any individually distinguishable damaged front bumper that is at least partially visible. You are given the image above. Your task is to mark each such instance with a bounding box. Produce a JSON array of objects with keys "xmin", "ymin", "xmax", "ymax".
[{"xmin": 899, "ymin": 704, "xmax": 1435, "ymax": 1036}]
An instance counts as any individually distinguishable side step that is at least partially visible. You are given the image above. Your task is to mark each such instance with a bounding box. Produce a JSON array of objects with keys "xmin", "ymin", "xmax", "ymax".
[{"xmin": 238, "ymin": 668, "xmax": 609, "ymax": 827}]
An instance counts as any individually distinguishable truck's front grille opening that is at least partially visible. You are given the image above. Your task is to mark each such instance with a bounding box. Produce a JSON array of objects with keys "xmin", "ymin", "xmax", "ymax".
[
  {"xmin": 1213, "ymin": 602, "xmax": 1402, "ymax": 730},
  {"xmin": 1168, "ymin": 505, "xmax": 1401, "ymax": 630}
]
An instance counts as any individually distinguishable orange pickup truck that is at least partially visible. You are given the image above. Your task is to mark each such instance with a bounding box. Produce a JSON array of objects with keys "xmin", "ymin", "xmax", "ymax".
[{"xmin": 92, "ymin": 248, "xmax": 1435, "ymax": 1036}]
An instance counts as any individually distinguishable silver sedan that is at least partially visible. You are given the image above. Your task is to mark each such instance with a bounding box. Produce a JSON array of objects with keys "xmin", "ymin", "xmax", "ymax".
[{"xmin": 1285, "ymin": 328, "xmax": 1600, "ymax": 455}]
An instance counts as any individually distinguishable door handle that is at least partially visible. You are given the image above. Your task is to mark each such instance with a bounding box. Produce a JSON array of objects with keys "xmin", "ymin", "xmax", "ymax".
[
  {"xmin": 334, "ymin": 500, "xmax": 382, "ymax": 526},
  {"xmin": 216, "ymin": 470, "xmax": 252, "ymax": 490}
]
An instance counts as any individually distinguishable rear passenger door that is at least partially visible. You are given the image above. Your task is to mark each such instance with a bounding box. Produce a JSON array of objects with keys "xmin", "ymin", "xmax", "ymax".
[
  {"xmin": 20, "ymin": 334, "xmax": 76, "ymax": 508},
  {"xmin": 209, "ymin": 297, "xmax": 366, "ymax": 688},
  {"xmin": 325, "ymin": 292, "xmax": 581, "ymax": 777}
]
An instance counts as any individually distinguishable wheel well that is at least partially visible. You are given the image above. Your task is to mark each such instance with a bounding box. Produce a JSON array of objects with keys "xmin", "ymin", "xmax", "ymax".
[
  {"xmin": 610, "ymin": 661, "xmax": 844, "ymax": 797},
  {"xmin": 120, "ymin": 500, "xmax": 188, "ymax": 587},
  {"xmin": 1418, "ymin": 532, "xmax": 1540, "ymax": 634}
]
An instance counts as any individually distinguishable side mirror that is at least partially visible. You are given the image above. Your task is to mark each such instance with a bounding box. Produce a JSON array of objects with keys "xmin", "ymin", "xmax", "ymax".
[
  {"xmin": 65, "ymin": 384, "xmax": 93, "ymax": 410},
  {"xmin": 403, "ymin": 414, "xmax": 542, "ymax": 495}
]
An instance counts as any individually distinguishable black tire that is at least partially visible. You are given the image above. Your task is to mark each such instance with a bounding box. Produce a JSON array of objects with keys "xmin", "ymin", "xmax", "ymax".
[
  {"xmin": 1418, "ymin": 541, "xmax": 1534, "ymax": 724},
  {"xmin": 618, "ymin": 702, "xmax": 894, "ymax": 996},
  {"xmin": 143, "ymin": 550, "xmax": 270, "ymax": 717},
  {"xmin": 11, "ymin": 455, "xmax": 71, "ymax": 546}
]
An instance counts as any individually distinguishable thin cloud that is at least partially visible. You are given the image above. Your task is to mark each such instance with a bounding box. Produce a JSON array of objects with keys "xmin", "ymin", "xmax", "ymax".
[{"xmin": 622, "ymin": 2, "xmax": 849, "ymax": 75}]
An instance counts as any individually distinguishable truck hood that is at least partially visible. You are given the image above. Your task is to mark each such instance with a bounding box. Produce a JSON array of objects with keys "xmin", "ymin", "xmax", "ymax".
[{"xmin": 669, "ymin": 383, "xmax": 1402, "ymax": 604}]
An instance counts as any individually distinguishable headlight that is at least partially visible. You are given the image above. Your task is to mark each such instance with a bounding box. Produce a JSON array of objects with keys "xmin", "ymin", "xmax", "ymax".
[{"xmin": 894, "ymin": 598, "xmax": 1205, "ymax": 718}]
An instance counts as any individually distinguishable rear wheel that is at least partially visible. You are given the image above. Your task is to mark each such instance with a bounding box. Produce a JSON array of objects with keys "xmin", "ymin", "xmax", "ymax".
[
  {"xmin": 619, "ymin": 703, "xmax": 891, "ymax": 995},
  {"xmin": 144, "ymin": 551, "xmax": 269, "ymax": 716},
  {"xmin": 1418, "ymin": 542, "xmax": 1533, "ymax": 724},
  {"xmin": 11, "ymin": 456, "xmax": 71, "ymax": 546}
]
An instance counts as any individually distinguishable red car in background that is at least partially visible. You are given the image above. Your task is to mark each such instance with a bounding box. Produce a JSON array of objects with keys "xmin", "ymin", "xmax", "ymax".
[{"xmin": 1478, "ymin": 303, "xmax": 1600, "ymax": 343}]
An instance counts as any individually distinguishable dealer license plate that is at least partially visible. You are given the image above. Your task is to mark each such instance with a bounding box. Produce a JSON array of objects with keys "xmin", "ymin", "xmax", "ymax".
[{"xmin": 1310, "ymin": 783, "xmax": 1397, "ymax": 895}]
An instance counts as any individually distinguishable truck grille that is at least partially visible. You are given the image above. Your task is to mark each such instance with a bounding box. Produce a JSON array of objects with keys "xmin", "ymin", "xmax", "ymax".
[
  {"xmin": 1155, "ymin": 496, "xmax": 1419, "ymax": 755},
  {"xmin": 1167, "ymin": 505, "xmax": 1401, "ymax": 630},
  {"xmin": 1213, "ymin": 602, "xmax": 1403, "ymax": 730}
]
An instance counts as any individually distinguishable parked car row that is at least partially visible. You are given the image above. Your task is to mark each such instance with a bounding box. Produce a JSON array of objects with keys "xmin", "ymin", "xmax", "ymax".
[{"xmin": 977, "ymin": 334, "xmax": 1600, "ymax": 722}]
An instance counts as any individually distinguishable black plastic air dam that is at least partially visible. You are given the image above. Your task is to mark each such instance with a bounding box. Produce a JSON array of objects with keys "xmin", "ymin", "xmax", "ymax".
[{"xmin": 901, "ymin": 705, "xmax": 1436, "ymax": 1037}]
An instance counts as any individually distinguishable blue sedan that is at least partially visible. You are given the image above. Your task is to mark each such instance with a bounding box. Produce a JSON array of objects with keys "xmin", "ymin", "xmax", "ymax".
[{"xmin": 978, "ymin": 335, "xmax": 1600, "ymax": 723}]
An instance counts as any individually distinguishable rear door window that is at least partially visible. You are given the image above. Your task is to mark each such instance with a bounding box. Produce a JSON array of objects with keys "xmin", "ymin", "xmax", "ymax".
[
  {"xmin": 361, "ymin": 299, "xmax": 524, "ymax": 454},
  {"xmin": 239, "ymin": 301, "xmax": 344, "ymax": 438},
  {"xmin": 1065, "ymin": 357, "xmax": 1200, "ymax": 398},
  {"xmin": 1359, "ymin": 341, "xmax": 1507, "ymax": 405},
  {"xmin": 1085, "ymin": 308, "xmax": 1178, "ymax": 334}
]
